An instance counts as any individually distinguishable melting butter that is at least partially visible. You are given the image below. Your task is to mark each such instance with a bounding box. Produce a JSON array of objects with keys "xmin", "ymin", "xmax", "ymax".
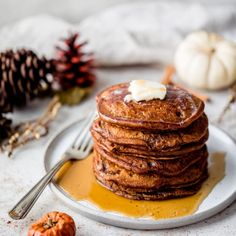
[
  {"xmin": 55, "ymin": 152, "xmax": 225, "ymax": 220},
  {"xmin": 124, "ymin": 80, "xmax": 167, "ymax": 102}
]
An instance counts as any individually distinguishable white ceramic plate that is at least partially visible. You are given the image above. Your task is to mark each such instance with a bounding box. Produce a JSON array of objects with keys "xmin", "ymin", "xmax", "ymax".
[{"xmin": 44, "ymin": 120, "xmax": 236, "ymax": 230}]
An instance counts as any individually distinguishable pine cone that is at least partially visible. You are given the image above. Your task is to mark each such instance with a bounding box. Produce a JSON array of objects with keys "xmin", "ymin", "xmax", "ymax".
[
  {"xmin": 0, "ymin": 114, "xmax": 12, "ymax": 141},
  {"xmin": 52, "ymin": 33, "xmax": 96, "ymax": 90},
  {"xmin": 0, "ymin": 49, "xmax": 52, "ymax": 113}
]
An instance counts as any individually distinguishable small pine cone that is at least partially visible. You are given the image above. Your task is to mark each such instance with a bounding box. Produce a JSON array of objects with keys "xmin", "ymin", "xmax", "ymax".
[
  {"xmin": 0, "ymin": 114, "xmax": 12, "ymax": 141},
  {"xmin": 52, "ymin": 33, "xmax": 96, "ymax": 90},
  {"xmin": 0, "ymin": 49, "xmax": 52, "ymax": 113}
]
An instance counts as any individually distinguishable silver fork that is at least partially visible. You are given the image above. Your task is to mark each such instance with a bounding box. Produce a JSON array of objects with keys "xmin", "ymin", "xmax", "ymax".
[{"xmin": 8, "ymin": 112, "xmax": 96, "ymax": 220}]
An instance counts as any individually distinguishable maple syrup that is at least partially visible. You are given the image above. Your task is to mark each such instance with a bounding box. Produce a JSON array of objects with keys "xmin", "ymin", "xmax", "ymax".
[{"xmin": 55, "ymin": 152, "xmax": 225, "ymax": 219}]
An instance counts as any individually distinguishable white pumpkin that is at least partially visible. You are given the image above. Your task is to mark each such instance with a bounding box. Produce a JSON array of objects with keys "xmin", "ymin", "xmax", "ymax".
[{"xmin": 174, "ymin": 31, "xmax": 236, "ymax": 90}]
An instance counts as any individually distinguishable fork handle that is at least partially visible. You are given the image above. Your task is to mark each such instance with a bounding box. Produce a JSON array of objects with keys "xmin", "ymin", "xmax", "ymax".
[{"xmin": 9, "ymin": 155, "xmax": 69, "ymax": 220}]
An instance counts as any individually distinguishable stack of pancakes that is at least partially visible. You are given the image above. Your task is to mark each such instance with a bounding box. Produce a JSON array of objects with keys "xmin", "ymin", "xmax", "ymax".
[{"xmin": 91, "ymin": 83, "xmax": 209, "ymax": 200}]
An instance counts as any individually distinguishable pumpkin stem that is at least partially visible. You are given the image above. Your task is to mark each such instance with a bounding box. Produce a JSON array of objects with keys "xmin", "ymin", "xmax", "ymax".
[
  {"xmin": 211, "ymin": 48, "xmax": 215, "ymax": 53},
  {"xmin": 43, "ymin": 218, "xmax": 58, "ymax": 229}
]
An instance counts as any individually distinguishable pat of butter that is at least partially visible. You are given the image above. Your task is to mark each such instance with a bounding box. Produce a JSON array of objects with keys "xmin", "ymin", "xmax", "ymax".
[{"xmin": 124, "ymin": 80, "xmax": 167, "ymax": 102}]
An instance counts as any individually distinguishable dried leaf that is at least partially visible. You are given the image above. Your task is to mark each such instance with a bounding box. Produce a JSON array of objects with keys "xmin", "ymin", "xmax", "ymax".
[{"xmin": 57, "ymin": 86, "xmax": 92, "ymax": 105}]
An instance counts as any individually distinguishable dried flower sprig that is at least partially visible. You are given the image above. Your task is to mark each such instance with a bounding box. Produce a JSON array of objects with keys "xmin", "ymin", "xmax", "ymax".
[
  {"xmin": 217, "ymin": 83, "xmax": 236, "ymax": 123},
  {"xmin": 1, "ymin": 96, "xmax": 61, "ymax": 157}
]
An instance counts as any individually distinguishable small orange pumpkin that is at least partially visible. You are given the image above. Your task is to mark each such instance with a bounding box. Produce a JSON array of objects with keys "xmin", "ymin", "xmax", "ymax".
[{"xmin": 28, "ymin": 211, "xmax": 76, "ymax": 236}]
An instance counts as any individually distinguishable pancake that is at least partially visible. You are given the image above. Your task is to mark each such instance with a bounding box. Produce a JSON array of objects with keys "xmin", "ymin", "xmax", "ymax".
[
  {"xmin": 92, "ymin": 113, "xmax": 208, "ymax": 150},
  {"xmin": 97, "ymin": 83, "xmax": 204, "ymax": 131},
  {"xmin": 92, "ymin": 82, "xmax": 209, "ymax": 201},
  {"xmin": 91, "ymin": 128, "xmax": 209, "ymax": 158},
  {"xmin": 95, "ymin": 170, "xmax": 208, "ymax": 200},
  {"xmin": 94, "ymin": 145, "xmax": 208, "ymax": 176},
  {"xmin": 93, "ymin": 152, "xmax": 208, "ymax": 189}
]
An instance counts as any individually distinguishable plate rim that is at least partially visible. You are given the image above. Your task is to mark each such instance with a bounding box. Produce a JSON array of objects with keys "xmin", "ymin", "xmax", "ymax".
[{"xmin": 44, "ymin": 120, "xmax": 236, "ymax": 230}]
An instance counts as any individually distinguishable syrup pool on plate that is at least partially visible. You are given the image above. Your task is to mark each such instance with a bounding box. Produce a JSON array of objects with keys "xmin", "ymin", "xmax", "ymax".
[{"xmin": 55, "ymin": 152, "xmax": 225, "ymax": 219}]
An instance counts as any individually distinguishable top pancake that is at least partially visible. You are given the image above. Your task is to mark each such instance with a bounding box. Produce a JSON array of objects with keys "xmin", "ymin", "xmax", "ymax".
[{"xmin": 97, "ymin": 83, "xmax": 204, "ymax": 130}]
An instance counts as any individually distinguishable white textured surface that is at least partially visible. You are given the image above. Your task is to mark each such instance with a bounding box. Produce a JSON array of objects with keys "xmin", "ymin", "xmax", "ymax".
[
  {"xmin": 0, "ymin": 67, "xmax": 236, "ymax": 236},
  {"xmin": 0, "ymin": 15, "xmax": 74, "ymax": 58},
  {"xmin": 65, "ymin": 2, "xmax": 236, "ymax": 66},
  {"xmin": 0, "ymin": 2, "xmax": 236, "ymax": 235},
  {"xmin": 1, "ymin": 2, "xmax": 236, "ymax": 66}
]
